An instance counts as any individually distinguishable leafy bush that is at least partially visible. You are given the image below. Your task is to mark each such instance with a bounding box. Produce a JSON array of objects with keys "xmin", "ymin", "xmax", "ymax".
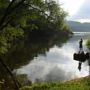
[{"xmin": 86, "ymin": 37, "xmax": 90, "ymax": 49}]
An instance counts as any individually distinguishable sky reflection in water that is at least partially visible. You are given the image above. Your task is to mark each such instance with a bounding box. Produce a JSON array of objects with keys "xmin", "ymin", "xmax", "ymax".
[{"xmin": 15, "ymin": 33, "xmax": 90, "ymax": 84}]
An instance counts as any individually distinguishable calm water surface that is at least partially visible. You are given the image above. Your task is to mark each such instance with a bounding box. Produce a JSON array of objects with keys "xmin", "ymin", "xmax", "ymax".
[{"xmin": 15, "ymin": 32, "xmax": 90, "ymax": 84}]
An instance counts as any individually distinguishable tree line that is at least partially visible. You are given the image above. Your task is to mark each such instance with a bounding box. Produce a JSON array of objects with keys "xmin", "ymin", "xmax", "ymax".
[{"xmin": 0, "ymin": 0, "xmax": 71, "ymax": 54}]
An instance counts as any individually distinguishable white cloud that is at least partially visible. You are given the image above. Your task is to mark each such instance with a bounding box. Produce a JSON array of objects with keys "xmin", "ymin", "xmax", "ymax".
[
  {"xmin": 76, "ymin": 19, "xmax": 90, "ymax": 23},
  {"xmin": 60, "ymin": 0, "xmax": 85, "ymax": 16}
]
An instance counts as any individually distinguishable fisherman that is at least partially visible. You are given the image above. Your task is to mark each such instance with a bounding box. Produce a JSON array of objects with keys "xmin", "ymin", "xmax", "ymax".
[
  {"xmin": 78, "ymin": 38, "xmax": 83, "ymax": 71},
  {"xmin": 79, "ymin": 38, "xmax": 83, "ymax": 51},
  {"xmin": 73, "ymin": 38, "xmax": 90, "ymax": 72}
]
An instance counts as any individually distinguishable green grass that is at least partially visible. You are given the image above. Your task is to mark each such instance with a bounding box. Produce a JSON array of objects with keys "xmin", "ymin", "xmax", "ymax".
[{"xmin": 19, "ymin": 76, "xmax": 90, "ymax": 90}]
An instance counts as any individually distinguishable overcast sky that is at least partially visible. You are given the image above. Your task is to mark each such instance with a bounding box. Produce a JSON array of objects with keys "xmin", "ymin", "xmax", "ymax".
[{"xmin": 58, "ymin": 0, "xmax": 90, "ymax": 22}]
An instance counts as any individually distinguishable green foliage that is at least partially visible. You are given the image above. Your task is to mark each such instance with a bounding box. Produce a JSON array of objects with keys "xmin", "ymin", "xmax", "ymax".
[
  {"xmin": 0, "ymin": 0, "xmax": 70, "ymax": 55},
  {"xmin": 19, "ymin": 86, "xmax": 32, "ymax": 90},
  {"xmin": 0, "ymin": 26, "xmax": 24, "ymax": 54},
  {"xmin": 16, "ymin": 74, "xmax": 32, "ymax": 86},
  {"xmin": 19, "ymin": 76, "xmax": 90, "ymax": 90},
  {"xmin": 0, "ymin": 79, "xmax": 5, "ymax": 89},
  {"xmin": 0, "ymin": 0, "xmax": 9, "ymax": 19},
  {"xmin": 0, "ymin": 1, "xmax": 71, "ymax": 89},
  {"xmin": 0, "ymin": 0, "xmax": 69, "ymax": 30},
  {"xmin": 86, "ymin": 37, "xmax": 90, "ymax": 49}
]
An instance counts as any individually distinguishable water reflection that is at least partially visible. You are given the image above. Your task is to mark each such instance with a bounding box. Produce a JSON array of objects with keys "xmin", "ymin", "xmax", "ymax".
[
  {"xmin": 15, "ymin": 32, "xmax": 90, "ymax": 84},
  {"xmin": 1, "ymin": 34, "xmax": 69, "ymax": 70},
  {"xmin": 0, "ymin": 33, "xmax": 70, "ymax": 87}
]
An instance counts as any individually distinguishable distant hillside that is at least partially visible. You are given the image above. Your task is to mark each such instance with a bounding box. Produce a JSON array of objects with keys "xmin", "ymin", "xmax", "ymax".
[{"xmin": 66, "ymin": 21, "xmax": 90, "ymax": 32}]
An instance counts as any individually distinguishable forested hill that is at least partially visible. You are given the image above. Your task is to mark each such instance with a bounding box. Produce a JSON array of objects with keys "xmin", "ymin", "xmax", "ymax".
[{"xmin": 67, "ymin": 21, "xmax": 90, "ymax": 32}]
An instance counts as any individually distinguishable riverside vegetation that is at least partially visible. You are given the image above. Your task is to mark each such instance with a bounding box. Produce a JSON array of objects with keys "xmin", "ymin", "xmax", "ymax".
[
  {"xmin": 19, "ymin": 76, "xmax": 90, "ymax": 90},
  {"xmin": 0, "ymin": 0, "xmax": 72, "ymax": 89},
  {"xmin": 86, "ymin": 37, "xmax": 90, "ymax": 49},
  {"xmin": 0, "ymin": 0, "xmax": 71, "ymax": 55}
]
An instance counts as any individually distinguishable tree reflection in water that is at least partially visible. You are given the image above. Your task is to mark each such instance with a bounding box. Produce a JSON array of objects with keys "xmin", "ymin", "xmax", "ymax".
[{"xmin": 0, "ymin": 33, "xmax": 70, "ymax": 88}]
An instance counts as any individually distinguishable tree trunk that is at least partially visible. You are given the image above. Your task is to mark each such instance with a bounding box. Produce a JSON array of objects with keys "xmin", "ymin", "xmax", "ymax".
[{"xmin": 0, "ymin": 58, "xmax": 21, "ymax": 89}]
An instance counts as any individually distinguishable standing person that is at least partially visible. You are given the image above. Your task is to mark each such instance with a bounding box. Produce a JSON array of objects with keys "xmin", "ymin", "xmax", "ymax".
[{"xmin": 79, "ymin": 38, "xmax": 83, "ymax": 51}]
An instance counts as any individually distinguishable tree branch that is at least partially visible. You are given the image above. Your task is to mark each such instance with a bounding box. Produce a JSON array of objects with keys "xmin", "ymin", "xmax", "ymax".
[
  {"xmin": 0, "ymin": 0, "xmax": 16, "ymax": 28},
  {"xmin": 0, "ymin": 0, "xmax": 25, "ymax": 30},
  {"xmin": 0, "ymin": 58, "xmax": 21, "ymax": 89}
]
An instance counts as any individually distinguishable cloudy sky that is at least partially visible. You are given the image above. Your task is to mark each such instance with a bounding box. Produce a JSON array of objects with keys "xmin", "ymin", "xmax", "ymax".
[{"xmin": 58, "ymin": 0, "xmax": 90, "ymax": 22}]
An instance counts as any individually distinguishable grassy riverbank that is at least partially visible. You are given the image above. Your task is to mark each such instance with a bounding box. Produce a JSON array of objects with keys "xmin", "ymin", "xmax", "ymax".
[{"xmin": 19, "ymin": 76, "xmax": 90, "ymax": 90}]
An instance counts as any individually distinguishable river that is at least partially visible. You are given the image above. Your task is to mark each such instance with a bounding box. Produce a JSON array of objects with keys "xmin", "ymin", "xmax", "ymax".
[{"xmin": 14, "ymin": 32, "xmax": 90, "ymax": 84}]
